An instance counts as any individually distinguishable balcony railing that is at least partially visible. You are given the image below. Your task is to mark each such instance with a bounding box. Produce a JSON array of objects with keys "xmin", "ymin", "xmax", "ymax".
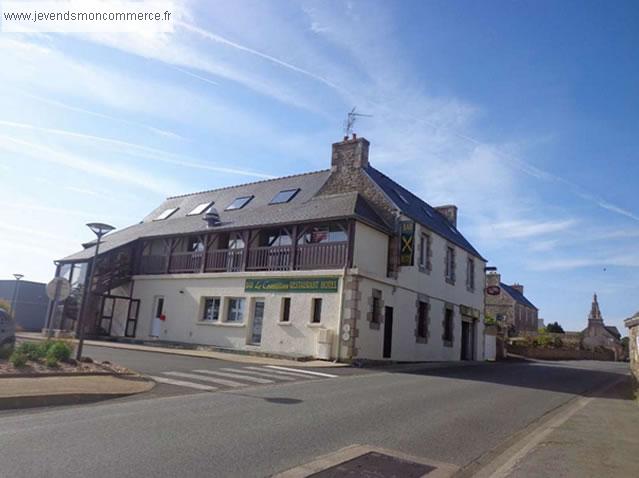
[
  {"xmin": 205, "ymin": 249, "xmax": 244, "ymax": 272},
  {"xmin": 247, "ymin": 246, "xmax": 291, "ymax": 271},
  {"xmin": 295, "ymin": 242, "xmax": 348, "ymax": 270},
  {"xmin": 169, "ymin": 251, "xmax": 203, "ymax": 273},
  {"xmin": 137, "ymin": 242, "xmax": 349, "ymax": 275},
  {"xmin": 139, "ymin": 255, "xmax": 167, "ymax": 275}
]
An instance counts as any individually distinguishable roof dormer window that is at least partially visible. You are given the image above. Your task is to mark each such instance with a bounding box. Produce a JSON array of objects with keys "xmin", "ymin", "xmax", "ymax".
[
  {"xmin": 270, "ymin": 188, "xmax": 300, "ymax": 205},
  {"xmin": 225, "ymin": 195, "xmax": 253, "ymax": 211},
  {"xmin": 187, "ymin": 201, "xmax": 214, "ymax": 216},
  {"xmin": 154, "ymin": 207, "xmax": 179, "ymax": 221}
]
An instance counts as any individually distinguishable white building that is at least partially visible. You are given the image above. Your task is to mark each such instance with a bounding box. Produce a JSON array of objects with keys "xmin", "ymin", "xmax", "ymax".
[{"xmin": 51, "ymin": 136, "xmax": 487, "ymax": 362}]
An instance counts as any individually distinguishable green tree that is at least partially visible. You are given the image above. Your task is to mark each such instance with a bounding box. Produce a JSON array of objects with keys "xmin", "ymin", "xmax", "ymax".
[{"xmin": 545, "ymin": 322, "xmax": 565, "ymax": 334}]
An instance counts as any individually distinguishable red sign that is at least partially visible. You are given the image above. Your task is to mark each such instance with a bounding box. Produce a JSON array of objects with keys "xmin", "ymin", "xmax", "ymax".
[{"xmin": 486, "ymin": 285, "xmax": 501, "ymax": 296}]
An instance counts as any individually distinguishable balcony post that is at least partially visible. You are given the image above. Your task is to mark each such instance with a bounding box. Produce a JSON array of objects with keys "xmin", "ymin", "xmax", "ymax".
[
  {"xmin": 241, "ymin": 230, "xmax": 251, "ymax": 272},
  {"xmin": 200, "ymin": 235, "xmax": 208, "ymax": 273},
  {"xmin": 164, "ymin": 238, "xmax": 175, "ymax": 274},
  {"xmin": 290, "ymin": 225, "xmax": 299, "ymax": 271},
  {"xmin": 347, "ymin": 220, "xmax": 355, "ymax": 268}
]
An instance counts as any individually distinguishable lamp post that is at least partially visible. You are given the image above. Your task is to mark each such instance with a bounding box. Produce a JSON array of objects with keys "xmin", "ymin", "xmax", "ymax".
[
  {"xmin": 76, "ymin": 223, "xmax": 115, "ymax": 361},
  {"xmin": 10, "ymin": 273, "xmax": 24, "ymax": 321}
]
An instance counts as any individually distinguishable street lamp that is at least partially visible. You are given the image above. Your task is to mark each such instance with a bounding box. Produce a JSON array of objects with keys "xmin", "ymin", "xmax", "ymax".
[
  {"xmin": 10, "ymin": 274, "xmax": 24, "ymax": 320},
  {"xmin": 76, "ymin": 222, "xmax": 115, "ymax": 360}
]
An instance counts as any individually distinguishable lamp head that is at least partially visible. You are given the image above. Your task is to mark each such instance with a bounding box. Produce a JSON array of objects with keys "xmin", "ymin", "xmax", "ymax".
[
  {"xmin": 13, "ymin": 273, "xmax": 24, "ymax": 281},
  {"xmin": 86, "ymin": 222, "xmax": 116, "ymax": 238}
]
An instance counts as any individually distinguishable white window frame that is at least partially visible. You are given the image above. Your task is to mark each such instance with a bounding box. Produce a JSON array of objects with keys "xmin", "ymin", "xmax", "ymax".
[
  {"xmin": 466, "ymin": 257, "xmax": 475, "ymax": 291},
  {"xmin": 200, "ymin": 297, "xmax": 221, "ymax": 322},
  {"xmin": 226, "ymin": 298, "xmax": 246, "ymax": 323},
  {"xmin": 445, "ymin": 245, "xmax": 456, "ymax": 284},
  {"xmin": 419, "ymin": 232, "xmax": 432, "ymax": 272}
]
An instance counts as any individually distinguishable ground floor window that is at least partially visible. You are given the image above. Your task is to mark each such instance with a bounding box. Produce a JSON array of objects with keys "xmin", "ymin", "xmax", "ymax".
[
  {"xmin": 281, "ymin": 297, "xmax": 291, "ymax": 322},
  {"xmin": 417, "ymin": 301, "xmax": 429, "ymax": 340},
  {"xmin": 201, "ymin": 297, "xmax": 221, "ymax": 321},
  {"xmin": 227, "ymin": 298, "xmax": 246, "ymax": 323},
  {"xmin": 311, "ymin": 298, "xmax": 322, "ymax": 323},
  {"xmin": 443, "ymin": 307, "xmax": 454, "ymax": 345}
]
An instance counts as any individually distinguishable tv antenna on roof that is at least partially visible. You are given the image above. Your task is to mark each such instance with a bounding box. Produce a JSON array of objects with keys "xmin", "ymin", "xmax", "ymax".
[{"xmin": 344, "ymin": 107, "xmax": 372, "ymax": 136}]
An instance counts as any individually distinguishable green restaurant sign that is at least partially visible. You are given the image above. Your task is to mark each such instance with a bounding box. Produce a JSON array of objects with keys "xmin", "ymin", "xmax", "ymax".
[{"xmin": 245, "ymin": 277, "xmax": 339, "ymax": 293}]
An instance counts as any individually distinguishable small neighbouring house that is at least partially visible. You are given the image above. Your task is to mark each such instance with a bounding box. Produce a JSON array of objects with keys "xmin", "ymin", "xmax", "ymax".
[
  {"xmin": 49, "ymin": 136, "xmax": 487, "ymax": 362},
  {"xmin": 484, "ymin": 269, "xmax": 538, "ymax": 335}
]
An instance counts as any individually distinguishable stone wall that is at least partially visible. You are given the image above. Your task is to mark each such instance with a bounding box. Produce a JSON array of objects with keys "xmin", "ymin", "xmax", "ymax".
[
  {"xmin": 509, "ymin": 344, "xmax": 616, "ymax": 361},
  {"xmin": 625, "ymin": 314, "xmax": 639, "ymax": 380}
]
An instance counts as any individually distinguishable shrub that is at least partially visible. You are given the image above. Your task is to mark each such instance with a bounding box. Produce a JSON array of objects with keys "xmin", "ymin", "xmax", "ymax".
[
  {"xmin": 0, "ymin": 345, "xmax": 14, "ymax": 360},
  {"xmin": 45, "ymin": 355, "xmax": 59, "ymax": 368},
  {"xmin": 10, "ymin": 351, "xmax": 28, "ymax": 368},
  {"xmin": 16, "ymin": 342, "xmax": 46, "ymax": 361},
  {"xmin": 47, "ymin": 341, "xmax": 72, "ymax": 363}
]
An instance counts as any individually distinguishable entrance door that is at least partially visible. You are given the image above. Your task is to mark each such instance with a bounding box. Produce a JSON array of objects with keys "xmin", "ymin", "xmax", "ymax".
[
  {"xmin": 125, "ymin": 299, "xmax": 140, "ymax": 338},
  {"xmin": 383, "ymin": 306, "xmax": 393, "ymax": 358},
  {"xmin": 461, "ymin": 320, "xmax": 474, "ymax": 360},
  {"xmin": 250, "ymin": 300, "xmax": 265, "ymax": 345},
  {"xmin": 151, "ymin": 296, "xmax": 164, "ymax": 337}
]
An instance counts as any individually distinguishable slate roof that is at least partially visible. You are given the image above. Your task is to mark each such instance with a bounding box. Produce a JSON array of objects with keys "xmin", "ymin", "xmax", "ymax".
[
  {"xmin": 604, "ymin": 326, "xmax": 621, "ymax": 339},
  {"xmin": 60, "ymin": 170, "xmax": 389, "ymax": 262},
  {"xmin": 499, "ymin": 282, "xmax": 538, "ymax": 310},
  {"xmin": 364, "ymin": 166, "xmax": 485, "ymax": 260}
]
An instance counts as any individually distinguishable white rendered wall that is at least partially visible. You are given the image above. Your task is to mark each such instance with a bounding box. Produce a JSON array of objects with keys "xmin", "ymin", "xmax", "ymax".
[
  {"xmin": 351, "ymin": 219, "xmax": 486, "ymax": 362},
  {"xmin": 130, "ymin": 270, "xmax": 343, "ymax": 358}
]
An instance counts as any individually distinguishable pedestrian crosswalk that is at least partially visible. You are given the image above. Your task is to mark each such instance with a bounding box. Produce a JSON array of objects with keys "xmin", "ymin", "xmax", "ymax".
[{"xmin": 147, "ymin": 365, "xmax": 338, "ymax": 393}]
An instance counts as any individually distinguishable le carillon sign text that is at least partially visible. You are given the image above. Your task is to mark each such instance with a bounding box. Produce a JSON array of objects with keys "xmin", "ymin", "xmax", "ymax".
[{"xmin": 245, "ymin": 277, "xmax": 339, "ymax": 293}]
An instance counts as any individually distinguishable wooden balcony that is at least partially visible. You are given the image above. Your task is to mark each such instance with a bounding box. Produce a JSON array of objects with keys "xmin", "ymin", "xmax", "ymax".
[{"xmin": 137, "ymin": 242, "xmax": 349, "ymax": 275}]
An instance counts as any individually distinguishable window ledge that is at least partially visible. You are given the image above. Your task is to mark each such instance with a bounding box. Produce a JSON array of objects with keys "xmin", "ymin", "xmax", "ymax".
[
  {"xmin": 445, "ymin": 278, "xmax": 456, "ymax": 286},
  {"xmin": 443, "ymin": 340, "xmax": 453, "ymax": 348},
  {"xmin": 306, "ymin": 323, "xmax": 324, "ymax": 328},
  {"xmin": 196, "ymin": 321, "xmax": 245, "ymax": 327},
  {"xmin": 277, "ymin": 321, "xmax": 293, "ymax": 326}
]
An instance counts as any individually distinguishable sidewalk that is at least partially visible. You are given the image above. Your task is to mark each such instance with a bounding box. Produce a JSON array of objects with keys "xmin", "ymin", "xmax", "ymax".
[
  {"xmin": 503, "ymin": 376, "xmax": 638, "ymax": 477},
  {"xmin": 16, "ymin": 332, "xmax": 349, "ymax": 368}
]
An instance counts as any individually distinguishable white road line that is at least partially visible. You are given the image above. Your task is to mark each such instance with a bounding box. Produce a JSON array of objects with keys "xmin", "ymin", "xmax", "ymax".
[
  {"xmin": 148, "ymin": 375, "xmax": 217, "ymax": 391},
  {"xmin": 164, "ymin": 371, "xmax": 245, "ymax": 388},
  {"xmin": 264, "ymin": 365, "xmax": 339, "ymax": 378},
  {"xmin": 243, "ymin": 366, "xmax": 315, "ymax": 379},
  {"xmin": 192, "ymin": 369, "xmax": 274, "ymax": 384},
  {"xmin": 219, "ymin": 368, "xmax": 296, "ymax": 381}
]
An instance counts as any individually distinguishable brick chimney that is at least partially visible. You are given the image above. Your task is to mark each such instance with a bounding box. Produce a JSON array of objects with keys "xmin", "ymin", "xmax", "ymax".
[
  {"xmin": 510, "ymin": 283, "xmax": 524, "ymax": 294},
  {"xmin": 331, "ymin": 134, "xmax": 370, "ymax": 171},
  {"xmin": 435, "ymin": 205, "xmax": 458, "ymax": 227}
]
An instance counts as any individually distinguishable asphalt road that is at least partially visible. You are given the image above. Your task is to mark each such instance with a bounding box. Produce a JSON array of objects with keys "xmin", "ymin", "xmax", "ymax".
[{"xmin": 0, "ymin": 353, "xmax": 629, "ymax": 478}]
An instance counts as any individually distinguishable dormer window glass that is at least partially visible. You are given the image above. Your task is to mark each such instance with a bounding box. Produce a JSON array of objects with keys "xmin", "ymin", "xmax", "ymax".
[
  {"xmin": 154, "ymin": 207, "xmax": 178, "ymax": 221},
  {"xmin": 270, "ymin": 188, "xmax": 300, "ymax": 204},
  {"xmin": 187, "ymin": 201, "xmax": 214, "ymax": 216},
  {"xmin": 225, "ymin": 196, "xmax": 253, "ymax": 211}
]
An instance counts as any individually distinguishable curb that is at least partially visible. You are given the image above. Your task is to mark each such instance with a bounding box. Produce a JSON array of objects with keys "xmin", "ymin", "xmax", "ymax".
[{"xmin": 0, "ymin": 376, "xmax": 155, "ymax": 411}]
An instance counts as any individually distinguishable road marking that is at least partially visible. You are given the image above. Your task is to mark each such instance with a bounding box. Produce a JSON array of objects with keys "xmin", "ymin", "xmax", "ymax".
[
  {"xmin": 264, "ymin": 365, "xmax": 339, "ymax": 378},
  {"xmin": 164, "ymin": 371, "xmax": 245, "ymax": 388},
  {"xmin": 148, "ymin": 375, "xmax": 217, "ymax": 391},
  {"xmin": 243, "ymin": 366, "xmax": 315, "ymax": 378},
  {"xmin": 192, "ymin": 369, "xmax": 274, "ymax": 384},
  {"xmin": 219, "ymin": 368, "xmax": 296, "ymax": 381}
]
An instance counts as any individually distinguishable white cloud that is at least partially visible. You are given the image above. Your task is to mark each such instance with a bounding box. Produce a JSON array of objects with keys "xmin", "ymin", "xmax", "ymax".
[
  {"xmin": 479, "ymin": 219, "xmax": 578, "ymax": 240},
  {"xmin": 0, "ymin": 134, "xmax": 181, "ymax": 195}
]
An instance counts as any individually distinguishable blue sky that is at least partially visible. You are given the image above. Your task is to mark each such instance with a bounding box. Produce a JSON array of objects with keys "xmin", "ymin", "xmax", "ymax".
[{"xmin": 1, "ymin": 0, "xmax": 637, "ymax": 333}]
